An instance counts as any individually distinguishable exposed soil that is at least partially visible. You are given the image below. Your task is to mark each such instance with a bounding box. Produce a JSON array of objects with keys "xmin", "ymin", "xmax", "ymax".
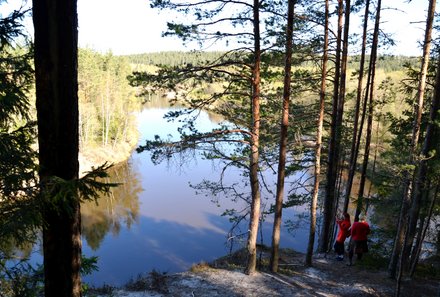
[{"xmin": 87, "ymin": 248, "xmax": 439, "ymax": 297}]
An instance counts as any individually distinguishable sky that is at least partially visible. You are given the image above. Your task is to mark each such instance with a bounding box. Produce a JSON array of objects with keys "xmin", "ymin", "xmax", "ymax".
[
  {"xmin": 77, "ymin": 0, "xmax": 186, "ymax": 54},
  {"xmin": 1, "ymin": 0, "xmax": 436, "ymax": 56},
  {"xmin": 76, "ymin": 0, "xmax": 434, "ymax": 56}
]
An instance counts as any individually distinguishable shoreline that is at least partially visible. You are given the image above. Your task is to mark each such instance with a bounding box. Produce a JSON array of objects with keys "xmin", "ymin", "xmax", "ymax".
[{"xmin": 79, "ymin": 135, "xmax": 139, "ymax": 177}]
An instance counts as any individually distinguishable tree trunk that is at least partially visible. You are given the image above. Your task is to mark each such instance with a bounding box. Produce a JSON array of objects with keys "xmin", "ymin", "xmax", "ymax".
[
  {"xmin": 101, "ymin": 93, "xmax": 105, "ymax": 146},
  {"xmin": 320, "ymin": 0, "xmax": 344, "ymax": 253},
  {"xmin": 354, "ymin": 0, "xmax": 380, "ymax": 220},
  {"xmin": 351, "ymin": 44, "xmax": 375, "ymax": 215},
  {"xmin": 409, "ymin": 54, "xmax": 440, "ymax": 273},
  {"xmin": 331, "ymin": 0, "xmax": 351, "ymax": 236},
  {"xmin": 389, "ymin": 0, "xmax": 435, "ymax": 279},
  {"xmin": 270, "ymin": 0, "xmax": 295, "ymax": 273},
  {"xmin": 245, "ymin": 0, "xmax": 262, "ymax": 275},
  {"xmin": 409, "ymin": 185, "xmax": 437, "ymax": 277},
  {"xmin": 32, "ymin": 0, "xmax": 81, "ymax": 296},
  {"xmin": 343, "ymin": 0, "xmax": 370, "ymax": 213},
  {"xmin": 406, "ymin": 39, "xmax": 440, "ymax": 268},
  {"xmin": 407, "ymin": 55, "xmax": 440, "ymax": 275},
  {"xmin": 336, "ymin": 0, "xmax": 351, "ymax": 147},
  {"xmin": 306, "ymin": 0, "xmax": 329, "ymax": 267}
]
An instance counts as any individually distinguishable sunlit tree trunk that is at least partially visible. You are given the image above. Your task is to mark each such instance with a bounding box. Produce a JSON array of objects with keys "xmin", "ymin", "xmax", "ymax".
[
  {"xmin": 245, "ymin": 0, "xmax": 262, "ymax": 275},
  {"xmin": 306, "ymin": 0, "xmax": 329, "ymax": 267},
  {"xmin": 405, "ymin": 49, "xmax": 440, "ymax": 269},
  {"xmin": 78, "ymin": 110, "xmax": 84, "ymax": 150},
  {"xmin": 409, "ymin": 54, "xmax": 440, "ymax": 273},
  {"xmin": 352, "ymin": 47, "xmax": 375, "ymax": 216},
  {"xmin": 389, "ymin": 0, "xmax": 436, "ymax": 279},
  {"xmin": 343, "ymin": 0, "xmax": 370, "ymax": 212},
  {"xmin": 270, "ymin": 0, "xmax": 295, "ymax": 273},
  {"xmin": 101, "ymin": 93, "xmax": 105, "ymax": 146},
  {"xmin": 33, "ymin": 0, "xmax": 82, "ymax": 296},
  {"xmin": 354, "ymin": 0, "xmax": 380, "ymax": 220},
  {"xmin": 332, "ymin": 0, "xmax": 351, "ymax": 225},
  {"xmin": 105, "ymin": 78, "xmax": 111, "ymax": 146},
  {"xmin": 320, "ymin": 0, "xmax": 344, "ymax": 253},
  {"xmin": 337, "ymin": 0, "xmax": 350, "ymax": 141}
]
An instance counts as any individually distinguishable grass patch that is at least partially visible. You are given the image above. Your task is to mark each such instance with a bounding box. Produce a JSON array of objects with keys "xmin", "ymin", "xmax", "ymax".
[
  {"xmin": 149, "ymin": 269, "xmax": 169, "ymax": 294},
  {"xmin": 415, "ymin": 255, "xmax": 440, "ymax": 279},
  {"xmin": 415, "ymin": 263, "xmax": 440, "ymax": 279},
  {"xmin": 355, "ymin": 252, "xmax": 389, "ymax": 270},
  {"xmin": 124, "ymin": 273, "xmax": 149, "ymax": 291},
  {"xmin": 211, "ymin": 248, "xmax": 248, "ymax": 269},
  {"xmin": 123, "ymin": 269, "xmax": 169, "ymax": 293},
  {"xmin": 211, "ymin": 246, "xmax": 299, "ymax": 272},
  {"xmin": 86, "ymin": 284, "xmax": 115, "ymax": 296},
  {"xmin": 190, "ymin": 261, "xmax": 211, "ymax": 272}
]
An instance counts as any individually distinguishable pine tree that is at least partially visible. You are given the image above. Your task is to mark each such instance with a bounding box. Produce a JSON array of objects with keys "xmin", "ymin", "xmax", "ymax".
[
  {"xmin": 33, "ymin": 1, "xmax": 116, "ymax": 295},
  {"xmin": 0, "ymin": 2, "xmax": 39, "ymax": 247},
  {"xmin": 343, "ymin": 0, "xmax": 370, "ymax": 212},
  {"xmin": 320, "ymin": 0, "xmax": 345, "ymax": 253},
  {"xmin": 269, "ymin": 0, "xmax": 298, "ymax": 273},
  {"xmin": 354, "ymin": 0, "xmax": 381, "ymax": 220},
  {"xmin": 306, "ymin": 0, "xmax": 329, "ymax": 267},
  {"xmin": 389, "ymin": 0, "xmax": 436, "ymax": 279},
  {"xmin": 131, "ymin": 0, "xmax": 270, "ymax": 275},
  {"xmin": 33, "ymin": 0, "xmax": 82, "ymax": 294}
]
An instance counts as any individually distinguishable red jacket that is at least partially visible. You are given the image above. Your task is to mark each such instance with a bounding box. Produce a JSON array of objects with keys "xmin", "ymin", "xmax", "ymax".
[
  {"xmin": 336, "ymin": 218, "xmax": 351, "ymax": 243},
  {"xmin": 351, "ymin": 221, "xmax": 370, "ymax": 241}
]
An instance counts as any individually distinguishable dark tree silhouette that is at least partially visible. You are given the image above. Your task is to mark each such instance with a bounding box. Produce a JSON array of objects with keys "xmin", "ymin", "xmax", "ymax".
[{"xmin": 33, "ymin": 0, "xmax": 82, "ymax": 296}]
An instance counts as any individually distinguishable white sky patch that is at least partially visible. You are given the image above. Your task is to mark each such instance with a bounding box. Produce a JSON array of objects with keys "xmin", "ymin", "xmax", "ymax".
[
  {"xmin": 78, "ymin": 0, "xmax": 190, "ymax": 54},
  {"xmin": 2, "ymin": 0, "xmax": 435, "ymax": 56},
  {"xmin": 77, "ymin": 0, "xmax": 436, "ymax": 56}
]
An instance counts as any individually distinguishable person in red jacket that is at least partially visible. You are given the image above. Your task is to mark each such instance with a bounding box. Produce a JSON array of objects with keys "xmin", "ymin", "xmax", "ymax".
[
  {"xmin": 348, "ymin": 214, "xmax": 371, "ymax": 266},
  {"xmin": 334, "ymin": 212, "xmax": 351, "ymax": 261}
]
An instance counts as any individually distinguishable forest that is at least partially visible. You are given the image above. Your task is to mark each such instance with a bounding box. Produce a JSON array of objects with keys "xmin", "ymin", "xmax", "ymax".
[{"xmin": 1, "ymin": 0, "xmax": 440, "ymax": 296}]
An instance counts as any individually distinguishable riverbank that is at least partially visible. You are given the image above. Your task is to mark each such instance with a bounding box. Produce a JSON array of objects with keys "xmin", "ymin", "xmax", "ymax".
[
  {"xmin": 86, "ymin": 248, "xmax": 439, "ymax": 297},
  {"xmin": 79, "ymin": 135, "xmax": 139, "ymax": 176}
]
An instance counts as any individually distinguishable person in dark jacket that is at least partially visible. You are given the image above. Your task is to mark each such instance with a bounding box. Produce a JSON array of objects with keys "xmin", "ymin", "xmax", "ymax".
[
  {"xmin": 348, "ymin": 214, "xmax": 371, "ymax": 266},
  {"xmin": 334, "ymin": 212, "xmax": 351, "ymax": 261}
]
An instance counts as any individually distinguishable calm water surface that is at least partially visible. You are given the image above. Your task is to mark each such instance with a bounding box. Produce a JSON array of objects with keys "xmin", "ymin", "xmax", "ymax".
[{"xmin": 38, "ymin": 102, "xmax": 311, "ymax": 286}]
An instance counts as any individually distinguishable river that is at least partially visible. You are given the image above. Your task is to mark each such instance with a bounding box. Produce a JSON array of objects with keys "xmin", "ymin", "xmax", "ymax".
[{"xmin": 29, "ymin": 100, "xmax": 312, "ymax": 287}]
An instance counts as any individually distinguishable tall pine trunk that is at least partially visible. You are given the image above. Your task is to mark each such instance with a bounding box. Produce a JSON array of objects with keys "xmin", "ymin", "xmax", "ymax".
[
  {"xmin": 245, "ymin": 0, "xmax": 262, "ymax": 275},
  {"xmin": 408, "ymin": 56, "xmax": 440, "ymax": 273},
  {"xmin": 354, "ymin": 0, "xmax": 381, "ymax": 220},
  {"xmin": 270, "ymin": 0, "xmax": 295, "ymax": 273},
  {"xmin": 389, "ymin": 0, "xmax": 435, "ymax": 279},
  {"xmin": 306, "ymin": 0, "xmax": 329, "ymax": 267},
  {"xmin": 337, "ymin": 0, "xmax": 351, "ymax": 144},
  {"xmin": 343, "ymin": 0, "xmax": 370, "ymax": 212},
  {"xmin": 33, "ymin": 0, "xmax": 81, "ymax": 296},
  {"xmin": 405, "ymin": 1, "xmax": 438, "ymax": 267},
  {"xmin": 333, "ymin": 0, "xmax": 351, "ymax": 219},
  {"xmin": 320, "ymin": 0, "xmax": 344, "ymax": 253}
]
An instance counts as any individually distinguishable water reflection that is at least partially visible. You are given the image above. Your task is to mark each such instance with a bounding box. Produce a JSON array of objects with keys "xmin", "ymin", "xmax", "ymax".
[
  {"xmin": 79, "ymin": 100, "xmax": 248, "ymax": 286},
  {"xmin": 142, "ymin": 93, "xmax": 225, "ymax": 125},
  {"xmin": 81, "ymin": 162, "xmax": 143, "ymax": 250},
  {"xmin": 82, "ymin": 213, "xmax": 237, "ymax": 286},
  {"xmin": 79, "ymin": 98, "xmax": 311, "ymax": 286}
]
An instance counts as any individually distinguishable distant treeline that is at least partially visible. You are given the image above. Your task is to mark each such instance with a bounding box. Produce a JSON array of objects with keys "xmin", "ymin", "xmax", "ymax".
[
  {"xmin": 123, "ymin": 51, "xmax": 420, "ymax": 72},
  {"xmin": 122, "ymin": 51, "xmax": 226, "ymax": 67},
  {"xmin": 353, "ymin": 55, "xmax": 420, "ymax": 72}
]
